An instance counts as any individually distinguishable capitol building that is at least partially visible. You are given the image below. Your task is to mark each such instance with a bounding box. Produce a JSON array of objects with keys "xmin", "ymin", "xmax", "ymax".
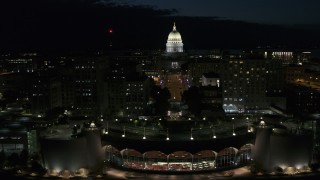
[{"xmin": 166, "ymin": 22, "xmax": 184, "ymax": 53}]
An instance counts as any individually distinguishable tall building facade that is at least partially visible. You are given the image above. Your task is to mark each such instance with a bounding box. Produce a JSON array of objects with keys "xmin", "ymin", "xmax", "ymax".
[
  {"xmin": 104, "ymin": 56, "xmax": 152, "ymax": 118},
  {"xmin": 221, "ymin": 56, "xmax": 268, "ymax": 113},
  {"xmin": 67, "ymin": 56, "xmax": 108, "ymax": 118}
]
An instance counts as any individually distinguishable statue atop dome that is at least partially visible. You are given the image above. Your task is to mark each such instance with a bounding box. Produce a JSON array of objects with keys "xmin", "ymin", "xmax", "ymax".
[{"xmin": 166, "ymin": 22, "xmax": 184, "ymax": 53}]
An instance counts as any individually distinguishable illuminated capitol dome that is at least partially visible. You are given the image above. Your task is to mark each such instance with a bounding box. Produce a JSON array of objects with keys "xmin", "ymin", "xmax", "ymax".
[{"xmin": 166, "ymin": 22, "xmax": 184, "ymax": 53}]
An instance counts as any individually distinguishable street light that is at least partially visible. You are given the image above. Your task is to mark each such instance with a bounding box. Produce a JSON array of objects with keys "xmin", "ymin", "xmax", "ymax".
[
  {"xmin": 166, "ymin": 128, "xmax": 170, "ymax": 141},
  {"xmin": 212, "ymin": 128, "xmax": 216, "ymax": 139},
  {"xmin": 143, "ymin": 127, "xmax": 146, "ymax": 140},
  {"xmin": 190, "ymin": 128, "xmax": 194, "ymax": 140},
  {"xmin": 247, "ymin": 120, "xmax": 251, "ymax": 133},
  {"xmin": 232, "ymin": 124, "xmax": 236, "ymax": 136},
  {"xmin": 105, "ymin": 121, "xmax": 109, "ymax": 134},
  {"xmin": 122, "ymin": 126, "xmax": 126, "ymax": 137}
]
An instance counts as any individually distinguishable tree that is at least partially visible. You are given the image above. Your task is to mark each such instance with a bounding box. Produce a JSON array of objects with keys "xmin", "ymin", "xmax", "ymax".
[
  {"xmin": 150, "ymin": 86, "xmax": 171, "ymax": 115},
  {"xmin": 249, "ymin": 160, "xmax": 265, "ymax": 174},
  {"xmin": 2, "ymin": 90, "xmax": 19, "ymax": 103},
  {"xmin": 273, "ymin": 166, "xmax": 283, "ymax": 174},
  {"xmin": 181, "ymin": 86, "xmax": 201, "ymax": 115},
  {"xmin": 0, "ymin": 150, "xmax": 5, "ymax": 168},
  {"xmin": 30, "ymin": 152, "xmax": 41, "ymax": 162},
  {"xmin": 8, "ymin": 153, "xmax": 19, "ymax": 167},
  {"xmin": 45, "ymin": 106, "xmax": 65, "ymax": 121},
  {"xmin": 30, "ymin": 152, "xmax": 46, "ymax": 174},
  {"xmin": 19, "ymin": 149, "xmax": 29, "ymax": 166},
  {"xmin": 30, "ymin": 161, "xmax": 46, "ymax": 174}
]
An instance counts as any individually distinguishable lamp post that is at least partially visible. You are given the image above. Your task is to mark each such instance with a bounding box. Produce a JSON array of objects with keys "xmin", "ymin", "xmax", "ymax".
[
  {"xmin": 247, "ymin": 120, "xmax": 251, "ymax": 133},
  {"xmin": 105, "ymin": 121, "xmax": 109, "ymax": 134},
  {"xmin": 212, "ymin": 128, "xmax": 216, "ymax": 139},
  {"xmin": 122, "ymin": 126, "xmax": 126, "ymax": 137},
  {"xmin": 143, "ymin": 127, "xmax": 146, "ymax": 140},
  {"xmin": 232, "ymin": 124, "xmax": 236, "ymax": 136},
  {"xmin": 166, "ymin": 128, "xmax": 170, "ymax": 141},
  {"xmin": 190, "ymin": 128, "xmax": 194, "ymax": 140}
]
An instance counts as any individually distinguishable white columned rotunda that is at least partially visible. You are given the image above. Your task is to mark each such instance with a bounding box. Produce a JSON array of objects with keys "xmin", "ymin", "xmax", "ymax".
[{"xmin": 166, "ymin": 22, "xmax": 184, "ymax": 53}]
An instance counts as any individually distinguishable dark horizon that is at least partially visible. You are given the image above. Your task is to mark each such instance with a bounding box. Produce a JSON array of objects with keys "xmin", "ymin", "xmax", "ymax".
[{"xmin": 1, "ymin": 0, "xmax": 320, "ymax": 53}]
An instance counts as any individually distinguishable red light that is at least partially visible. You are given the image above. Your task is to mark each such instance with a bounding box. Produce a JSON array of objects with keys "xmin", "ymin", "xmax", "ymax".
[{"xmin": 108, "ymin": 29, "xmax": 113, "ymax": 33}]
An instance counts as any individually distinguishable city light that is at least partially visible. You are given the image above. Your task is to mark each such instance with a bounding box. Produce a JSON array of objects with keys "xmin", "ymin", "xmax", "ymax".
[
  {"xmin": 122, "ymin": 126, "xmax": 126, "ymax": 138},
  {"xmin": 143, "ymin": 127, "xmax": 146, "ymax": 140},
  {"xmin": 190, "ymin": 128, "xmax": 194, "ymax": 140},
  {"xmin": 212, "ymin": 128, "xmax": 216, "ymax": 139},
  {"xmin": 105, "ymin": 121, "xmax": 109, "ymax": 135},
  {"xmin": 247, "ymin": 119, "xmax": 251, "ymax": 133},
  {"xmin": 232, "ymin": 124, "xmax": 236, "ymax": 136}
]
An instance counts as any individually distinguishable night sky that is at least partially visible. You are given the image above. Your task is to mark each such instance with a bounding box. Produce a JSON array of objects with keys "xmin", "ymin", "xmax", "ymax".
[
  {"xmin": 130, "ymin": 0, "xmax": 320, "ymax": 24},
  {"xmin": 1, "ymin": 0, "xmax": 320, "ymax": 52}
]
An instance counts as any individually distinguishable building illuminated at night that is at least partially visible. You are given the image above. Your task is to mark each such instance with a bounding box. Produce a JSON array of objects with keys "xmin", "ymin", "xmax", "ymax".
[
  {"xmin": 166, "ymin": 22, "xmax": 184, "ymax": 53},
  {"xmin": 253, "ymin": 121, "xmax": 313, "ymax": 172},
  {"xmin": 221, "ymin": 57, "xmax": 268, "ymax": 113}
]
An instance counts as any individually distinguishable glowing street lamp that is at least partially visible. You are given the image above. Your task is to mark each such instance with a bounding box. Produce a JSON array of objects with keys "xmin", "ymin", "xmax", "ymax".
[
  {"xmin": 190, "ymin": 128, "xmax": 194, "ymax": 140},
  {"xmin": 247, "ymin": 121, "xmax": 251, "ymax": 133},
  {"xmin": 232, "ymin": 124, "xmax": 236, "ymax": 136},
  {"xmin": 105, "ymin": 121, "xmax": 109, "ymax": 134},
  {"xmin": 166, "ymin": 128, "xmax": 170, "ymax": 141},
  {"xmin": 212, "ymin": 128, "xmax": 216, "ymax": 139},
  {"xmin": 143, "ymin": 127, "xmax": 146, "ymax": 140},
  {"xmin": 122, "ymin": 126, "xmax": 126, "ymax": 137}
]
